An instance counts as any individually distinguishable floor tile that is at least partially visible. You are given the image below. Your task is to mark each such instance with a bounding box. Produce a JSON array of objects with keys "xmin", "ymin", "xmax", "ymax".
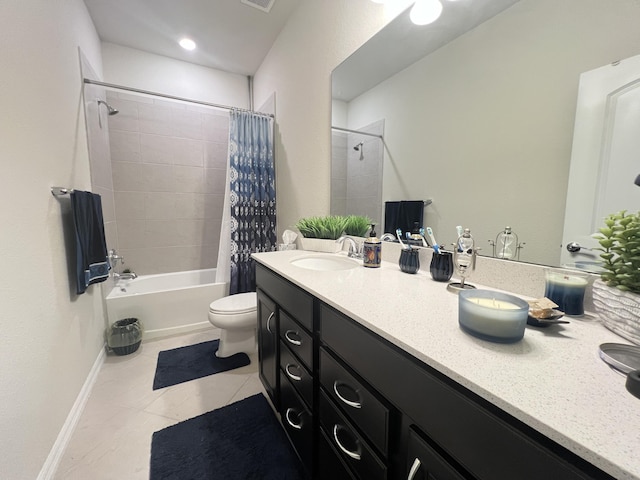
[{"xmin": 54, "ymin": 329, "xmax": 262, "ymax": 479}]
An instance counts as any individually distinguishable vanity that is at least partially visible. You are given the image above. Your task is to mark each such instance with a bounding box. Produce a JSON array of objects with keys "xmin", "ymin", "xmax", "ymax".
[{"xmin": 254, "ymin": 249, "xmax": 640, "ymax": 480}]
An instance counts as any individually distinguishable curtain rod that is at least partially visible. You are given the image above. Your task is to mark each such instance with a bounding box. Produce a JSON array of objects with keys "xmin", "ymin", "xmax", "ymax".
[
  {"xmin": 83, "ymin": 79, "xmax": 274, "ymax": 118},
  {"xmin": 331, "ymin": 126, "xmax": 383, "ymax": 138}
]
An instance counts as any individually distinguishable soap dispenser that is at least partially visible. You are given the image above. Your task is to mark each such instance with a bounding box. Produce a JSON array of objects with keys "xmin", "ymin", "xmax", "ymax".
[{"xmin": 363, "ymin": 224, "xmax": 382, "ymax": 268}]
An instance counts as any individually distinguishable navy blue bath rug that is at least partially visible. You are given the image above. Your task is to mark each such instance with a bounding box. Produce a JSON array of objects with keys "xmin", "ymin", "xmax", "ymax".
[
  {"xmin": 150, "ymin": 393, "xmax": 306, "ymax": 480},
  {"xmin": 152, "ymin": 339, "xmax": 250, "ymax": 390}
]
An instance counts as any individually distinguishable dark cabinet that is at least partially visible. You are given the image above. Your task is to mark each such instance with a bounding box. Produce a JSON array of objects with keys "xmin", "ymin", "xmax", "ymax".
[
  {"xmin": 255, "ymin": 262, "xmax": 614, "ymax": 480},
  {"xmin": 257, "ymin": 289, "xmax": 278, "ymax": 407}
]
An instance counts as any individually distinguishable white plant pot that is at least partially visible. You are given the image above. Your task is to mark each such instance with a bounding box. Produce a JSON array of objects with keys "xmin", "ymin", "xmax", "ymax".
[
  {"xmin": 592, "ymin": 279, "xmax": 640, "ymax": 345},
  {"xmin": 299, "ymin": 237, "xmax": 342, "ymax": 253}
]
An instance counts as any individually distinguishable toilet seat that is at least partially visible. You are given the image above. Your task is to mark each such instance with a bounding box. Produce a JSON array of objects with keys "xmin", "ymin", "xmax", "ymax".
[
  {"xmin": 209, "ymin": 292, "xmax": 257, "ymax": 315},
  {"xmin": 208, "ymin": 292, "xmax": 257, "ymax": 329}
]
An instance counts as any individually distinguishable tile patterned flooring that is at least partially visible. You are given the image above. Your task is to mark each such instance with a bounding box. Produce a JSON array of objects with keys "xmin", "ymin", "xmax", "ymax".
[{"xmin": 55, "ymin": 328, "xmax": 264, "ymax": 480}]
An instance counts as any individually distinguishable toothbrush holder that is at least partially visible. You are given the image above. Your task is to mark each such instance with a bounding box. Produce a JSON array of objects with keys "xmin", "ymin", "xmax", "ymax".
[
  {"xmin": 430, "ymin": 251, "xmax": 454, "ymax": 282},
  {"xmin": 399, "ymin": 248, "xmax": 420, "ymax": 274}
]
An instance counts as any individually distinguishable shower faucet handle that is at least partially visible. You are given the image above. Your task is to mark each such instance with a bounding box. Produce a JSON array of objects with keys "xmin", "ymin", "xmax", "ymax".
[{"xmin": 108, "ymin": 249, "xmax": 124, "ymax": 265}]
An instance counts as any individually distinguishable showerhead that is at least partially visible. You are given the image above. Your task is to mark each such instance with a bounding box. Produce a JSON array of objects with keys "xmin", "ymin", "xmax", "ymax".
[
  {"xmin": 353, "ymin": 142, "xmax": 364, "ymax": 151},
  {"xmin": 97, "ymin": 99, "xmax": 119, "ymax": 115}
]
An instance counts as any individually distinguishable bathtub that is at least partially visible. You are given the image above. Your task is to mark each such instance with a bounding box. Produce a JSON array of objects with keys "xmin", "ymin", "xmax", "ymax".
[{"xmin": 106, "ymin": 268, "xmax": 228, "ymax": 340}]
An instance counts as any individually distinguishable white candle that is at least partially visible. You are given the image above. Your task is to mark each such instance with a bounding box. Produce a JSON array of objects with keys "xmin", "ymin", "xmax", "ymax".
[
  {"xmin": 467, "ymin": 297, "xmax": 520, "ymax": 310},
  {"xmin": 459, "ymin": 290, "xmax": 529, "ymax": 343}
]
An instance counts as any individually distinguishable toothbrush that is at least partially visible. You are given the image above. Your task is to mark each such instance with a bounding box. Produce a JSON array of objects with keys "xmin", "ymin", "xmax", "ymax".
[
  {"xmin": 418, "ymin": 227, "xmax": 430, "ymax": 247},
  {"xmin": 396, "ymin": 228, "xmax": 409, "ymax": 249},
  {"xmin": 426, "ymin": 227, "xmax": 440, "ymax": 254}
]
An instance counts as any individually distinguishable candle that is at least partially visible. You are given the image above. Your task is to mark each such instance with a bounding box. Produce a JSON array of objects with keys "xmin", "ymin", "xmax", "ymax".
[
  {"xmin": 544, "ymin": 269, "xmax": 589, "ymax": 316},
  {"xmin": 458, "ymin": 290, "xmax": 529, "ymax": 343}
]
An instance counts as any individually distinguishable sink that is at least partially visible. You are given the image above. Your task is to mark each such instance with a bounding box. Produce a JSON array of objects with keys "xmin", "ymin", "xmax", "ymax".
[{"xmin": 290, "ymin": 254, "xmax": 359, "ymax": 271}]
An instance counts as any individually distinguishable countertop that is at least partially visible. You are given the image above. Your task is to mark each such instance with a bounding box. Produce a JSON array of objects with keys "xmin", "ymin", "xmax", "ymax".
[{"xmin": 253, "ymin": 249, "xmax": 640, "ymax": 480}]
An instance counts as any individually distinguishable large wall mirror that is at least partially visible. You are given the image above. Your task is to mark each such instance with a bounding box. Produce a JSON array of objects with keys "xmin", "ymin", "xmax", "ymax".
[{"xmin": 331, "ymin": 0, "xmax": 640, "ymax": 268}]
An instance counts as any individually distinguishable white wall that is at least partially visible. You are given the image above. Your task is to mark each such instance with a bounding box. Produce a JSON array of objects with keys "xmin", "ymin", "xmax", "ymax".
[
  {"xmin": 102, "ymin": 42, "xmax": 250, "ymax": 108},
  {"xmin": 0, "ymin": 1, "xmax": 105, "ymax": 479},
  {"xmin": 252, "ymin": 0, "xmax": 413, "ymax": 235}
]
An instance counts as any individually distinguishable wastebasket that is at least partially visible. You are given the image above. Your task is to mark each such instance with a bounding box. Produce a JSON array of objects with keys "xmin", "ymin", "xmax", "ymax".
[{"xmin": 107, "ymin": 318, "xmax": 143, "ymax": 355}]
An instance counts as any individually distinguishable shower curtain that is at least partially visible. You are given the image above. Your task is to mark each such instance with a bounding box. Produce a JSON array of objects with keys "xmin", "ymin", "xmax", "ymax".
[{"xmin": 217, "ymin": 110, "xmax": 276, "ymax": 294}]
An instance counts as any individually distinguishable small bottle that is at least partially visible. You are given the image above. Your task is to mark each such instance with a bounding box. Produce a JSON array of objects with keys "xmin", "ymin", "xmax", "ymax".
[{"xmin": 363, "ymin": 224, "xmax": 382, "ymax": 268}]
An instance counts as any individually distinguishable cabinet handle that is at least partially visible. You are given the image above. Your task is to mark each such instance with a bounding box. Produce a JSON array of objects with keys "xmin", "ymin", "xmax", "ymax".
[
  {"xmin": 284, "ymin": 330, "xmax": 302, "ymax": 346},
  {"xmin": 333, "ymin": 381, "xmax": 362, "ymax": 409},
  {"xmin": 332, "ymin": 424, "xmax": 361, "ymax": 460},
  {"xmin": 407, "ymin": 458, "xmax": 422, "ymax": 480},
  {"xmin": 266, "ymin": 312, "xmax": 275, "ymax": 334},
  {"xmin": 285, "ymin": 363, "xmax": 302, "ymax": 381},
  {"xmin": 285, "ymin": 408, "xmax": 303, "ymax": 430}
]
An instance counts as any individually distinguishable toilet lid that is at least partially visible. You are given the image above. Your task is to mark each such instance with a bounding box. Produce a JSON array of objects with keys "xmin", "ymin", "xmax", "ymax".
[{"xmin": 209, "ymin": 292, "xmax": 257, "ymax": 315}]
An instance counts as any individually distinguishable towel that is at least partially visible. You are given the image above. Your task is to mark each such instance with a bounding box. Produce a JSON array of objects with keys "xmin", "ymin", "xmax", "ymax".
[
  {"xmin": 70, "ymin": 190, "xmax": 110, "ymax": 294},
  {"xmin": 384, "ymin": 200, "xmax": 424, "ymax": 235}
]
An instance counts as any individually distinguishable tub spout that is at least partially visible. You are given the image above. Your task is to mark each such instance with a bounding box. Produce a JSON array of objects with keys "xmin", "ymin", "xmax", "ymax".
[{"xmin": 113, "ymin": 271, "xmax": 137, "ymax": 280}]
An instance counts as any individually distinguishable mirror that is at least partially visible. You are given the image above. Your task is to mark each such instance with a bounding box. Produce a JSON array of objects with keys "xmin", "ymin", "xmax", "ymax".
[{"xmin": 331, "ymin": 0, "xmax": 640, "ymax": 267}]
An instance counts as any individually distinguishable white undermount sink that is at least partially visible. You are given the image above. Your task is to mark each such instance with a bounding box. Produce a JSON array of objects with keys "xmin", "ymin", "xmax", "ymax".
[{"xmin": 289, "ymin": 254, "xmax": 359, "ymax": 271}]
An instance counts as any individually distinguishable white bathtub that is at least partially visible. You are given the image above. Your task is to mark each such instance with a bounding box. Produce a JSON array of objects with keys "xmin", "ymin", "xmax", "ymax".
[{"xmin": 106, "ymin": 268, "xmax": 228, "ymax": 340}]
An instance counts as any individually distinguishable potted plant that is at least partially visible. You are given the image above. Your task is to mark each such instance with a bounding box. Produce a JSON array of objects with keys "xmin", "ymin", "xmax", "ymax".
[
  {"xmin": 343, "ymin": 215, "xmax": 372, "ymax": 238},
  {"xmin": 592, "ymin": 210, "xmax": 640, "ymax": 344},
  {"xmin": 295, "ymin": 215, "xmax": 373, "ymax": 252}
]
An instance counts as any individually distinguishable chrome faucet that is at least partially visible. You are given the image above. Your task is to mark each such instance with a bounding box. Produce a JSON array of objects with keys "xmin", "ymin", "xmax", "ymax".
[
  {"xmin": 380, "ymin": 233, "xmax": 396, "ymax": 242},
  {"xmin": 336, "ymin": 235, "xmax": 363, "ymax": 259}
]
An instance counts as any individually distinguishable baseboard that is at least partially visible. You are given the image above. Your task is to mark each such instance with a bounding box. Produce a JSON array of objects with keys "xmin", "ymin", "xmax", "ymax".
[
  {"xmin": 37, "ymin": 345, "xmax": 106, "ymax": 480},
  {"xmin": 143, "ymin": 321, "xmax": 212, "ymax": 340}
]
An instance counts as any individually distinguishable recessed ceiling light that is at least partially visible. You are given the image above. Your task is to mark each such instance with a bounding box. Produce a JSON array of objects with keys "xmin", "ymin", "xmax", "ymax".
[{"xmin": 179, "ymin": 38, "xmax": 196, "ymax": 51}]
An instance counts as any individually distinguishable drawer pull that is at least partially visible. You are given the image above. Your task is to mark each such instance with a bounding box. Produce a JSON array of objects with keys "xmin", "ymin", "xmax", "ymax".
[
  {"xmin": 285, "ymin": 408, "xmax": 303, "ymax": 430},
  {"xmin": 285, "ymin": 363, "xmax": 302, "ymax": 381},
  {"xmin": 284, "ymin": 330, "xmax": 302, "ymax": 346},
  {"xmin": 266, "ymin": 312, "xmax": 275, "ymax": 334},
  {"xmin": 333, "ymin": 381, "xmax": 362, "ymax": 409},
  {"xmin": 332, "ymin": 424, "xmax": 361, "ymax": 461},
  {"xmin": 408, "ymin": 458, "xmax": 421, "ymax": 480}
]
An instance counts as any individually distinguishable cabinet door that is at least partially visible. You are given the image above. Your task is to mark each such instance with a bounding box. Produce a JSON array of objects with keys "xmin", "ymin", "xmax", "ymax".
[
  {"xmin": 405, "ymin": 427, "xmax": 469, "ymax": 480},
  {"xmin": 257, "ymin": 289, "xmax": 278, "ymax": 407}
]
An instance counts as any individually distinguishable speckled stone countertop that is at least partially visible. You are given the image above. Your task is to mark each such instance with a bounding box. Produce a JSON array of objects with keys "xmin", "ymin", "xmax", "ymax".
[{"xmin": 253, "ymin": 249, "xmax": 640, "ymax": 480}]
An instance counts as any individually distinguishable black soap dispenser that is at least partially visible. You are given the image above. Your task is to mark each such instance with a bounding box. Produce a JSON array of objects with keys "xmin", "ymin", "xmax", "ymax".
[{"xmin": 363, "ymin": 224, "xmax": 382, "ymax": 268}]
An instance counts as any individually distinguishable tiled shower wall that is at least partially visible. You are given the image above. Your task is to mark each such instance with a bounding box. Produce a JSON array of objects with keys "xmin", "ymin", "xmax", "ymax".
[
  {"xmin": 330, "ymin": 120, "xmax": 384, "ymax": 229},
  {"xmin": 107, "ymin": 91, "xmax": 229, "ymax": 275}
]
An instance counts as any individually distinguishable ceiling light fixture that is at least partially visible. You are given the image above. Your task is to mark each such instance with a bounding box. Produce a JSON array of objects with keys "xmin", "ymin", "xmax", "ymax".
[
  {"xmin": 179, "ymin": 38, "xmax": 196, "ymax": 51},
  {"xmin": 410, "ymin": 0, "xmax": 443, "ymax": 25}
]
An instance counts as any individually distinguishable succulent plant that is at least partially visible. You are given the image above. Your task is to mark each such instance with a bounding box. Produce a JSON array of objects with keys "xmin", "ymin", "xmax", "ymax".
[{"xmin": 593, "ymin": 210, "xmax": 640, "ymax": 294}]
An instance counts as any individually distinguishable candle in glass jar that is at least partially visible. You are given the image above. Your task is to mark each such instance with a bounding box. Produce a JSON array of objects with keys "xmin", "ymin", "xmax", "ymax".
[
  {"xmin": 458, "ymin": 290, "xmax": 529, "ymax": 343},
  {"xmin": 544, "ymin": 269, "xmax": 588, "ymax": 316}
]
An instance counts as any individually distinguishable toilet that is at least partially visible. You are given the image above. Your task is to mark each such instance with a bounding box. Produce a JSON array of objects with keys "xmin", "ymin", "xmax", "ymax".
[{"xmin": 208, "ymin": 292, "xmax": 257, "ymax": 358}]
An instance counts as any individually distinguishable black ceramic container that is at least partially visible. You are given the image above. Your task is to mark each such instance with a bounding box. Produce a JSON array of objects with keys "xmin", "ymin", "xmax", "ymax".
[
  {"xmin": 430, "ymin": 251, "xmax": 454, "ymax": 282},
  {"xmin": 399, "ymin": 248, "xmax": 420, "ymax": 274}
]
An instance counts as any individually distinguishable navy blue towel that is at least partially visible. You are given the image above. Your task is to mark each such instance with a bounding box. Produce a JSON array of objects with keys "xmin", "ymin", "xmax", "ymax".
[
  {"xmin": 384, "ymin": 200, "xmax": 424, "ymax": 235},
  {"xmin": 70, "ymin": 191, "xmax": 110, "ymax": 294}
]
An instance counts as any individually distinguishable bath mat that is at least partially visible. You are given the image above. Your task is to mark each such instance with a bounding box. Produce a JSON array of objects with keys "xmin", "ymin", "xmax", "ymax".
[
  {"xmin": 152, "ymin": 340, "xmax": 250, "ymax": 390},
  {"xmin": 150, "ymin": 393, "xmax": 306, "ymax": 480}
]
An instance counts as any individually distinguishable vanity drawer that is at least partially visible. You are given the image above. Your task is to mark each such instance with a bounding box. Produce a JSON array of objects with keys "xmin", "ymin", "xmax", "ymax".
[
  {"xmin": 319, "ymin": 390, "xmax": 387, "ymax": 480},
  {"xmin": 320, "ymin": 347, "xmax": 389, "ymax": 457},
  {"xmin": 318, "ymin": 428, "xmax": 357, "ymax": 480},
  {"xmin": 256, "ymin": 263, "xmax": 313, "ymax": 331},
  {"xmin": 279, "ymin": 370, "xmax": 313, "ymax": 470},
  {"xmin": 280, "ymin": 341, "xmax": 313, "ymax": 409},
  {"xmin": 280, "ymin": 310, "xmax": 313, "ymax": 371}
]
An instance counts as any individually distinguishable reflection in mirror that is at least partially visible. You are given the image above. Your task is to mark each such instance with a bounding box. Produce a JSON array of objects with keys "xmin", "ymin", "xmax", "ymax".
[{"xmin": 331, "ymin": 0, "xmax": 640, "ymax": 268}]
